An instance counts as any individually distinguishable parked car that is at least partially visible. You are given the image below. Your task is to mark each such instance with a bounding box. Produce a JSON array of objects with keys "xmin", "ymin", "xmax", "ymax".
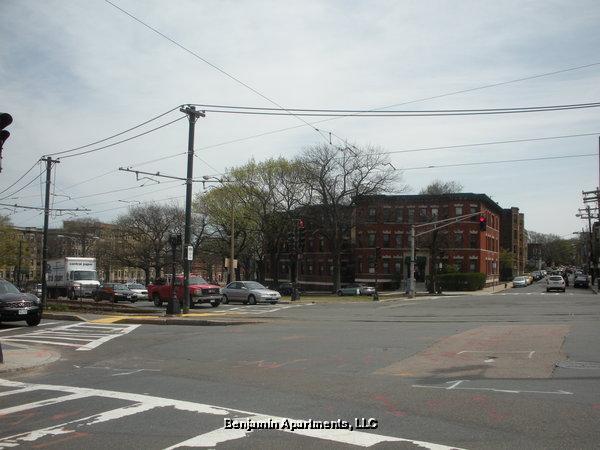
[
  {"xmin": 512, "ymin": 276, "xmax": 528, "ymax": 288},
  {"xmin": 0, "ymin": 278, "xmax": 42, "ymax": 326},
  {"xmin": 546, "ymin": 275, "xmax": 566, "ymax": 292},
  {"xmin": 573, "ymin": 274, "xmax": 590, "ymax": 288},
  {"xmin": 147, "ymin": 275, "xmax": 221, "ymax": 308},
  {"xmin": 95, "ymin": 283, "xmax": 138, "ymax": 303},
  {"xmin": 275, "ymin": 282, "xmax": 295, "ymax": 296},
  {"xmin": 221, "ymin": 281, "xmax": 281, "ymax": 305},
  {"xmin": 126, "ymin": 283, "xmax": 148, "ymax": 300},
  {"xmin": 336, "ymin": 283, "xmax": 376, "ymax": 296}
]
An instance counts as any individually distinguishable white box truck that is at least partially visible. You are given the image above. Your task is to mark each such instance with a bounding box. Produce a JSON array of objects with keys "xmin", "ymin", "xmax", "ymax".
[{"xmin": 46, "ymin": 257, "xmax": 100, "ymax": 299}]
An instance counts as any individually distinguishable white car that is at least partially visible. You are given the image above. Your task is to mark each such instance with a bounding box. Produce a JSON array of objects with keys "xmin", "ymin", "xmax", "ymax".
[
  {"xmin": 546, "ymin": 275, "xmax": 566, "ymax": 292},
  {"xmin": 126, "ymin": 283, "xmax": 148, "ymax": 300},
  {"xmin": 512, "ymin": 276, "xmax": 528, "ymax": 288}
]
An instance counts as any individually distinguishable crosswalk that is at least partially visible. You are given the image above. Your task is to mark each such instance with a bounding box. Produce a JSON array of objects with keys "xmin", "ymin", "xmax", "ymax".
[
  {"xmin": 498, "ymin": 292, "xmax": 575, "ymax": 296},
  {"xmin": 0, "ymin": 378, "xmax": 461, "ymax": 449},
  {"xmin": 0, "ymin": 322, "xmax": 140, "ymax": 351},
  {"xmin": 219, "ymin": 304, "xmax": 311, "ymax": 315}
]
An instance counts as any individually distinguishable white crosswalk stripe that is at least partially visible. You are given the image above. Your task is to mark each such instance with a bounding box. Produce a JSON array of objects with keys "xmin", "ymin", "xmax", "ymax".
[
  {"xmin": 0, "ymin": 322, "xmax": 140, "ymax": 351},
  {"xmin": 0, "ymin": 378, "xmax": 461, "ymax": 449}
]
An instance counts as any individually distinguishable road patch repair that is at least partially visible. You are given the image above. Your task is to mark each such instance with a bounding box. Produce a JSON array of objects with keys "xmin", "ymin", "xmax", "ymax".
[
  {"xmin": 0, "ymin": 342, "xmax": 60, "ymax": 372},
  {"xmin": 375, "ymin": 324, "xmax": 569, "ymax": 379}
]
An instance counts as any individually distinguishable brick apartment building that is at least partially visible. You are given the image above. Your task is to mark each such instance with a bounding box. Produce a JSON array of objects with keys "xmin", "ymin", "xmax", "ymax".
[
  {"xmin": 500, "ymin": 207, "xmax": 527, "ymax": 277},
  {"xmin": 268, "ymin": 193, "xmax": 503, "ymax": 291}
]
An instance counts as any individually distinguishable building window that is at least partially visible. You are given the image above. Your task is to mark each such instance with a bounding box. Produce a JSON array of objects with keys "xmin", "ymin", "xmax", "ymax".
[
  {"xmin": 368, "ymin": 256, "xmax": 375, "ymax": 273},
  {"xmin": 319, "ymin": 237, "xmax": 324, "ymax": 252},
  {"xmin": 383, "ymin": 261, "xmax": 390, "ymax": 274},
  {"xmin": 395, "ymin": 233, "xmax": 402, "ymax": 248},
  {"xmin": 440, "ymin": 206, "xmax": 449, "ymax": 219},
  {"xmin": 367, "ymin": 207, "xmax": 377, "ymax": 222},
  {"xmin": 357, "ymin": 257, "xmax": 362, "ymax": 273},
  {"xmin": 454, "ymin": 232, "xmax": 463, "ymax": 247},
  {"xmin": 394, "ymin": 260, "xmax": 402, "ymax": 275},
  {"xmin": 469, "ymin": 260, "xmax": 477, "ymax": 272},
  {"xmin": 395, "ymin": 208, "xmax": 403, "ymax": 223},
  {"xmin": 383, "ymin": 208, "xmax": 391, "ymax": 222},
  {"xmin": 408, "ymin": 208, "xmax": 415, "ymax": 223},
  {"xmin": 383, "ymin": 233, "xmax": 390, "ymax": 248},
  {"xmin": 308, "ymin": 239, "xmax": 314, "ymax": 252},
  {"xmin": 307, "ymin": 260, "xmax": 313, "ymax": 275},
  {"xmin": 419, "ymin": 207, "xmax": 427, "ymax": 222},
  {"xmin": 469, "ymin": 233, "xmax": 477, "ymax": 249},
  {"xmin": 455, "ymin": 205, "xmax": 463, "ymax": 216},
  {"xmin": 367, "ymin": 232, "xmax": 376, "ymax": 247},
  {"xmin": 431, "ymin": 207, "xmax": 438, "ymax": 219},
  {"xmin": 453, "ymin": 258, "xmax": 463, "ymax": 272}
]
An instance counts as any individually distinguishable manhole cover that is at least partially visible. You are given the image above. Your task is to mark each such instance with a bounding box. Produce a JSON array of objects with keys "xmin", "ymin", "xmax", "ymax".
[{"xmin": 555, "ymin": 361, "xmax": 600, "ymax": 370}]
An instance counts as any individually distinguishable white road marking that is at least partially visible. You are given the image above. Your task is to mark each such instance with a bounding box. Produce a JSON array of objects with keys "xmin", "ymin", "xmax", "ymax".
[
  {"xmin": 0, "ymin": 378, "xmax": 463, "ymax": 450},
  {"xmin": 412, "ymin": 380, "xmax": 572, "ymax": 395},
  {"xmin": 0, "ymin": 322, "xmax": 140, "ymax": 351},
  {"xmin": 457, "ymin": 350, "xmax": 535, "ymax": 359}
]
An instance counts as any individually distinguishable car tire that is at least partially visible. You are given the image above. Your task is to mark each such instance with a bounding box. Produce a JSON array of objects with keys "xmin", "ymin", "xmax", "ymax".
[
  {"xmin": 153, "ymin": 294, "xmax": 162, "ymax": 307},
  {"xmin": 337, "ymin": 290, "xmax": 343, "ymax": 296},
  {"xmin": 222, "ymin": 295, "xmax": 229, "ymax": 304},
  {"xmin": 248, "ymin": 295, "xmax": 257, "ymax": 305},
  {"xmin": 111, "ymin": 295, "xmax": 117, "ymax": 303},
  {"xmin": 130, "ymin": 298, "xmax": 137, "ymax": 303},
  {"xmin": 210, "ymin": 299, "xmax": 220, "ymax": 307},
  {"xmin": 270, "ymin": 301, "xmax": 277, "ymax": 305},
  {"xmin": 26, "ymin": 314, "xmax": 42, "ymax": 327},
  {"xmin": 68, "ymin": 289, "xmax": 75, "ymax": 300}
]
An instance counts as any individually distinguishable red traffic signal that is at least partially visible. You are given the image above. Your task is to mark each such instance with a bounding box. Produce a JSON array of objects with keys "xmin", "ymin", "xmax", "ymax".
[{"xmin": 479, "ymin": 215, "xmax": 487, "ymax": 231}]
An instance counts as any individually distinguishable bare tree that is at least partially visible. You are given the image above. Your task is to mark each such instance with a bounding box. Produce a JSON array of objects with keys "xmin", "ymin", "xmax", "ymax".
[
  {"xmin": 298, "ymin": 144, "xmax": 404, "ymax": 290},
  {"xmin": 419, "ymin": 180, "xmax": 463, "ymax": 195}
]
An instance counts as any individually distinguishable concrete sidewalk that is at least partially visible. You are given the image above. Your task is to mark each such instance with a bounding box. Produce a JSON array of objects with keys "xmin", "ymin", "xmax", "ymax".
[{"xmin": 0, "ymin": 342, "xmax": 61, "ymax": 373}]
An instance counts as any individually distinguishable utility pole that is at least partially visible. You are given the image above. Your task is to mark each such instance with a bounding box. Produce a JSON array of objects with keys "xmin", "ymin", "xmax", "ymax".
[
  {"xmin": 41, "ymin": 157, "xmax": 59, "ymax": 307},
  {"xmin": 409, "ymin": 225, "xmax": 415, "ymax": 298},
  {"xmin": 180, "ymin": 105, "xmax": 205, "ymax": 314},
  {"xmin": 229, "ymin": 212, "xmax": 235, "ymax": 284}
]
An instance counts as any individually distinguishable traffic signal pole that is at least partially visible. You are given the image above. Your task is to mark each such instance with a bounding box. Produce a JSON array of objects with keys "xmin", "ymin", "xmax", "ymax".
[
  {"xmin": 41, "ymin": 157, "xmax": 60, "ymax": 307},
  {"xmin": 408, "ymin": 210, "xmax": 485, "ymax": 298}
]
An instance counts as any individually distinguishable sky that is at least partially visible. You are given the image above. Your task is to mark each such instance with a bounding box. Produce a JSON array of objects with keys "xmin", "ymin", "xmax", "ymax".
[{"xmin": 1, "ymin": 0, "xmax": 600, "ymax": 236}]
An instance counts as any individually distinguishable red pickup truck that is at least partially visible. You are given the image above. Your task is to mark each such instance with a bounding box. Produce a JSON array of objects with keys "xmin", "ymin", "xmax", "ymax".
[{"xmin": 147, "ymin": 274, "xmax": 222, "ymax": 308}]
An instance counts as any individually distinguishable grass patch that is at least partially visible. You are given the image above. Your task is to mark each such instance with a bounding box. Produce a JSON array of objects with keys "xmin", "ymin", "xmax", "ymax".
[{"xmin": 46, "ymin": 303, "xmax": 70, "ymax": 311}]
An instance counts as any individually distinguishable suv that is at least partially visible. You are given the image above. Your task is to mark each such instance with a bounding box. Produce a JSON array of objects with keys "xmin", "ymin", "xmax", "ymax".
[
  {"xmin": 95, "ymin": 283, "xmax": 138, "ymax": 303},
  {"xmin": 573, "ymin": 274, "xmax": 590, "ymax": 288},
  {"xmin": 546, "ymin": 275, "xmax": 566, "ymax": 292}
]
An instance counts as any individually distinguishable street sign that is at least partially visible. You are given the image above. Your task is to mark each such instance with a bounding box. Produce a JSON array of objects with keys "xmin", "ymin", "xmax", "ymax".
[{"xmin": 186, "ymin": 245, "xmax": 193, "ymax": 261}]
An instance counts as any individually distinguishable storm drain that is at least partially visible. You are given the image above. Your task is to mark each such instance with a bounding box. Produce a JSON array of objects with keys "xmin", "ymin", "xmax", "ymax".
[{"xmin": 555, "ymin": 361, "xmax": 600, "ymax": 370}]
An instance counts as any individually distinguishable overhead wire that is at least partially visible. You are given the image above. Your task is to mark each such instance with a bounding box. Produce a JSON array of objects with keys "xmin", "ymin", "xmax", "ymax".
[
  {"xmin": 400, "ymin": 153, "xmax": 596, "ymax": 170},
  {"xmin": 0, "ymin": 160, "xmax": 41, "ymax": 196},
  {"xmin": 49, "ymin": 105, "xmax": 182, "ymax": 156}
]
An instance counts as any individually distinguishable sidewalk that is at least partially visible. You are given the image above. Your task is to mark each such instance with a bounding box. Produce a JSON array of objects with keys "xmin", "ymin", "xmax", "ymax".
[{"xmin": 0, "ymin": 342, "xmax": 61, "ymax": 373}]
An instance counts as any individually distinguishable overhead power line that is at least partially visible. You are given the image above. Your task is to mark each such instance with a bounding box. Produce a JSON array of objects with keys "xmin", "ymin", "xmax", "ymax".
[
  {"xmin": 58, "ymin": 116, "xmax": 186, "ymax": 159},
  {"xmin": 193, "ymin": 101, "xmax": 600, "ymax": 117},
  {"xmin": 50, "ymin": 106, "xmax": 182, "ymax": 156},
  {"xmin": 0, "ymin": 170, "xmax": 45, "ymax": 201},
  {"xmin": 0, "ymin": 160, "xmax": 41, "ymax": 197},
  {"xmin": 401, "ymin": 153, "xmax": 596, "ymax": 170}
]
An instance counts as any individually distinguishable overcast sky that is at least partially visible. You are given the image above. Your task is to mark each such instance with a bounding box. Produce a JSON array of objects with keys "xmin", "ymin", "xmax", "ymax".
[{"xmin": 1, "ymin": 0, "xmax": 599, "ymax": 236}]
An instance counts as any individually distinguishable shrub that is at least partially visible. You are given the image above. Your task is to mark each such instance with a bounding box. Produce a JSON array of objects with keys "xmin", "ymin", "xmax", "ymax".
[{"xmin": 432, "ymin": 272, "xmax": 486, "ymax": 291}]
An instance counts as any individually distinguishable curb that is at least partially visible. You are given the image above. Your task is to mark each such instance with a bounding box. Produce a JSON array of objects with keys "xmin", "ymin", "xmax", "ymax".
[
  {"xmin": 42, "ymin": 312, "xmax": 87, "ymax": 321},
  {"xmin": 116, "ymin": 317, "xmax": 262, "ymax": 326}
]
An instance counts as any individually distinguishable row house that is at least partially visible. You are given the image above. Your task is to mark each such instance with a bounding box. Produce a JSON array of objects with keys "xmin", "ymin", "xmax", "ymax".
[{"xmin": 500, "ymin": 207, "xmax": 527, "ymax": 277}]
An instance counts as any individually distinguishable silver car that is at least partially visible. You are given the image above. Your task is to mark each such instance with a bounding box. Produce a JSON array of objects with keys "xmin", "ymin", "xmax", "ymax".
[
  {"xmin": 221, "ymin": 281, "xmax": 281, "ymax": 305},
  {"xmin": 546, "ymin": 275, "xmax": 566, "ymax": 292},
  {"xmin": 512, "ymin": 276, "xmax": 528, "ymax": 288},
  {"xmin": 336, "ymin": 283, "xmax": 376, "ymax": 296},
  {"xmin": 126, "ymin": 283, "xmax": 148, "ymax": 300}
]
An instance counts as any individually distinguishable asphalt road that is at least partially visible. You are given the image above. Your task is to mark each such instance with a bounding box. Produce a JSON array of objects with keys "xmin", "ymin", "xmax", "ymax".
[{"xmin": 1, "ymin": 280, "xmax": 599, "ymax": 449}]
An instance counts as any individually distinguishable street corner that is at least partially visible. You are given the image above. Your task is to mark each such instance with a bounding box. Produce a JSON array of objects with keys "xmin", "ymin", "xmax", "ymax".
[{"xmin": 0, "ymin": 342, "xmax": 61, "ymax": 373}]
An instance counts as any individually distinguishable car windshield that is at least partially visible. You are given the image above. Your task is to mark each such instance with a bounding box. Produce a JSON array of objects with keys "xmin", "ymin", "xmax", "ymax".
[
  {"xmin": 514, "ymin": 277, "xmax": 525, "ymax": 281},
  {"xmin": 189, "ymin": 277, "xmax": 208, "ymax": 285},
  {"xmin": 128, "ymin": 284, "xmax": 145, "ymax": 289},
  {"xmin": 113, "ymin": 284, "xmax": 129, "ymax": 290},
  {"xmin": 0, "ymin": 280, "xmax": 20, "ymax": 295},
  {"xmin": 73, "ymin": 271, "xmax": 97, "ymax": 281},
  {"xmin": 549, "ymin": 276, "xmax": 563, "ymax": 281},
  {"xmin": 245, "ymin": 282, "xmax": 267, "ymax": 290}
]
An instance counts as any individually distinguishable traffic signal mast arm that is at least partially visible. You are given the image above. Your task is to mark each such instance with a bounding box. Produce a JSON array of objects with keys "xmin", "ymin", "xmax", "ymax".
[{"xmin": 414, "ymin": 210, "xmax": 485, "ymax": 237}]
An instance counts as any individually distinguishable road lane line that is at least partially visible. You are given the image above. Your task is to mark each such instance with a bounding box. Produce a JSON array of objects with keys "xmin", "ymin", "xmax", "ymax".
[{"xmin": 0, "ymin": 393, "xmax": 88, "ymax": 415}]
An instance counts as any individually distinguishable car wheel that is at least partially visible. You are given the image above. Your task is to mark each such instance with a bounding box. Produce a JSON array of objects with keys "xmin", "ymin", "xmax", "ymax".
[
  {"xmin": 270, "ymin": 301, "xmax": 277, "ymax": 305},
  {"xmin": 68, "ymin": 289, "xmax": 75, "ymax": 300},
  {"xmin": 337, "ymin": 290, "xmax": 343, "ymax": 296},
  {"xmin": 130, "ymin": 298, "xmax": 137, "ymax": 303},
  {"xmin": 111, "ymin": 294, "xmax": 118, "ymax": 303},
  {"xmin": 222, "ymin": 295, "xmax": 229, "ymax": 304},
  {"xmin": 26, "ymin": 313, "xmax": 42, "ymax": 327},
  {"xmin": 248, "ymin": 295, "xmax": 257, "ymax": 305},
  {"xmin": 153, "ymin": 294, "xmax": 162, "ymax": 307},
  {"xmin": 210, "ymin": 299, "xmax": 220, "ymax": 307}
]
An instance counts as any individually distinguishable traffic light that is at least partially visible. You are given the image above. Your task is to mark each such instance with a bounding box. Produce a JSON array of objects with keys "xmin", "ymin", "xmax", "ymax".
[
  {"xmin": 0, "ymin": 113, "xmax": 12, "ymax": 173},
  {"xmin": 479, "ymin": 216, "xmax": 487, "ymax": 231},
  {"xmin": 298, "ymin": 219, "xmax": 305, "ymax": 253},
  {"xmin": 287, "ymin": 231, "xmax": 295, "ymax": 252}
]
